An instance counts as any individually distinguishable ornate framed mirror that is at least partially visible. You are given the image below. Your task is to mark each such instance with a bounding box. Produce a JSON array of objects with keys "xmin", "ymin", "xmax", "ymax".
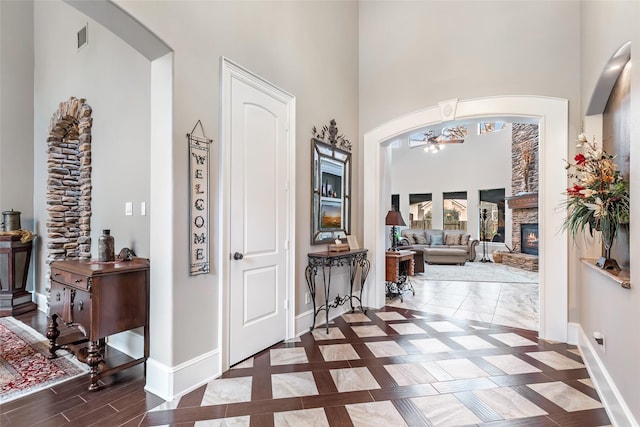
[{"xmin": 311, "ymin": 120, "xmax": 352, "ymax": 245}]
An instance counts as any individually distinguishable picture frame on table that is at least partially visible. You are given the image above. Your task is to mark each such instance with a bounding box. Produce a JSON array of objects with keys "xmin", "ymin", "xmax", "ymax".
[{"xmin": 346, "ymin": 235, "xmax": 359, "ymax": 250}]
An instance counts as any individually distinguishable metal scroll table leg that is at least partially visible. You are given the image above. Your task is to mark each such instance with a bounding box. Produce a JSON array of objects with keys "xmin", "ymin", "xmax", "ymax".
[
  {"xmin": 322, "ymin": 265, "xmax": 332, "ymax": 334},
  {"xmin": 358, "ymin": 257, "xmax": 370, "ymax": 313},
  {"xmin": 305, "ymin": 264, "xmax": 318, "ymax": 332}
]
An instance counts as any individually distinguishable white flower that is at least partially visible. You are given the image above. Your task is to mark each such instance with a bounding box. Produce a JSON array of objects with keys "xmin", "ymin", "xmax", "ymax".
[
  {"xmin": 580, "ymin": 188, "xmax": 596, "ymax": 198},
  {"xmin": 576, "ymin": 133, "xmax": 588, "ymax": 148},
  {"xmin": 585, "ymin": 197, "xmax": 607, "ymax": 218}
]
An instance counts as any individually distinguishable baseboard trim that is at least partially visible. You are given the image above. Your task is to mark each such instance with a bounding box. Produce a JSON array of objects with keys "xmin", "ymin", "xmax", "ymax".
[
  {"xmin": 578, "ymin": 325, "xmax": 639, "ymax": 427},
  {"xmin": 145, "ymin": 349, "xmax": 221, "ymax": 402},
  {"xmin": 567, "ymin": 322, "xmax": 579, "ymax": 345},
  {"xmin": 106, "ymin": 330, "xmax": 144, "ymax": 359},
  {"xmin": 35, "ymin": 291, "xmax": 48, "ymax": 313}
]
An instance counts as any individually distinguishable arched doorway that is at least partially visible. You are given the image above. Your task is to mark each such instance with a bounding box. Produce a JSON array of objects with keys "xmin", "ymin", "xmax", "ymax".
[
  {"xmin": 46, "ymin": 97, "xmax": 93, "ymax": 263},
  {"xmin": 363, "ymin": 96, "xmax": 569, "ymax": 343}
]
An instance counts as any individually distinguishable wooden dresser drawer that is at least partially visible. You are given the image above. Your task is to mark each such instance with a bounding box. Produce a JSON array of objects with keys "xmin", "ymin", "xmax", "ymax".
[{"xmin": 51, "ymin": 269, "xmax": 91, "ymax": 290}]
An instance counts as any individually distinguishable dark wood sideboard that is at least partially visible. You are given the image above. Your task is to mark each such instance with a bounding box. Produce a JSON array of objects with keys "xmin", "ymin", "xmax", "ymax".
[{"xmin": 47, "ymin": 257, "xmax": 150, "ymax": 391}]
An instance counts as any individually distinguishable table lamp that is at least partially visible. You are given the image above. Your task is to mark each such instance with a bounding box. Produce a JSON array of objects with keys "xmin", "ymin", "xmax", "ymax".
[{"xmin": 385, "ymin": 208, "xmax": 406, "ymax": 251}]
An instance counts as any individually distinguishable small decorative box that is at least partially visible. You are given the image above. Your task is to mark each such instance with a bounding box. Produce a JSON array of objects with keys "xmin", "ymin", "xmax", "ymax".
[{"xmin": 328, "ymin": 243, "xmax": 349, "ymax": 252}]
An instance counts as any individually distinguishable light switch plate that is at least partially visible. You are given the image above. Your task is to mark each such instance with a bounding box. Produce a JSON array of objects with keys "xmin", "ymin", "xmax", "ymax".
[
  {"xmin": 125, "ymin": 202, "xmax": 133, "ymax": 216},
  {"xmin": 140, "ymin": 202, "xmax": 146, "ymax": 216}
]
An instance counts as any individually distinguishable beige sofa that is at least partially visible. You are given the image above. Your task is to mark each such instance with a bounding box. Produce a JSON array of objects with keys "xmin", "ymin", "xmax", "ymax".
[{"xmin": 397, "ymin": 229, "xmax": 479, "ymax": 265}]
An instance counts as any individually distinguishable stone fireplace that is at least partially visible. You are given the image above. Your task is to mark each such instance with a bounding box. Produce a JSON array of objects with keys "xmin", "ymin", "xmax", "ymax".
[{"xmin": 502, "ymin": 123, "xmax": 539, "ymax": 272}]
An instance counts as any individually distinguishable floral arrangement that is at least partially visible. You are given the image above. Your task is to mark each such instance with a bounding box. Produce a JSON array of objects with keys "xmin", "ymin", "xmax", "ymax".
[{"xmin": 562, "ymin": 133, "xmax": 629, "ymax": 252}]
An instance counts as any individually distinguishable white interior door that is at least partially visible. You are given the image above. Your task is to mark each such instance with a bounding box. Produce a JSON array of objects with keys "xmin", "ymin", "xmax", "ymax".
[{"xmin": 228, "ymin": 69, "xmax": 291, "ymax": 365}]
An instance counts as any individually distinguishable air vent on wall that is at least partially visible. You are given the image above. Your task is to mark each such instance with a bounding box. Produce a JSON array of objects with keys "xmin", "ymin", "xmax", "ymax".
[{"xmin": 77, "ymin": 24, "xmax": 88, "ymax": 50}]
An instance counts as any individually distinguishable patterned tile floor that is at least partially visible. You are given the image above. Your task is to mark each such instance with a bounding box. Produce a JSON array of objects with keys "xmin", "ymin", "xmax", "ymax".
[{"xmin": 142, "ymin": 307, "xmax": 610, "ymax": 426}]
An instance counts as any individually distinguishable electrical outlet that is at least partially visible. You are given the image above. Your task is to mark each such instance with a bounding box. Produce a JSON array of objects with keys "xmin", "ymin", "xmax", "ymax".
[
  {"xmin": 125, "ymin": 202, "xmax": 133, "ymax": 216},
  {"xmin": 305, "ymin": 292, "xmax": 311, "ymax": 304}
]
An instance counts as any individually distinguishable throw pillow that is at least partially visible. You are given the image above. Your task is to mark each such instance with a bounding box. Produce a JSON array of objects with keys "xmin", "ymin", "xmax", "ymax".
[
  {"xmin": 430, "ymin": 234, "xmax": 444, "ymax": 245},
  {"xmin": 444, "ymin": 233, "xmax": 461, "ymax": 246},
  {"xmin": 405, "ymin": 233, "xmax": 416, "ymax": 245},
  {"xmin": 460, "ymin": 234, "xmax": 470, "ymax": 245},
  {"xmin": 414, "ymin": 233, "xmax": 428, "ymax": 244}
]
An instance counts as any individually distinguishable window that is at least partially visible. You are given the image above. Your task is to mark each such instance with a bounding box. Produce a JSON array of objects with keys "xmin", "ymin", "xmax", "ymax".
[
  {"xmin": 443, "ymin": 192, "xmax": 467, "ymax": 231},
  {"xmin": 478, "ymin": 122, "xmax": 506, "ymax": 134},
  {"xmin": 409, "ymin": 193, "xmax": 432, "ymax": 229},
  {"xmin": 479, "ymin": 188, "xmax": 505, "ymax": 241}
]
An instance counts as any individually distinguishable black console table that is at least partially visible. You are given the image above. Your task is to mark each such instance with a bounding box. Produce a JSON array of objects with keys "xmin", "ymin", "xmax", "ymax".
[{"xmin": 305, "ymin": 249, "xmax": 370, "ymax": 333}]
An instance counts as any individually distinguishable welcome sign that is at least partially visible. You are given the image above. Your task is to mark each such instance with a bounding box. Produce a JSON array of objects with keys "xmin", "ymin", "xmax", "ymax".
[{"xmin": 188, "ymin": 121, "xmax": 213, "ymax": 275}]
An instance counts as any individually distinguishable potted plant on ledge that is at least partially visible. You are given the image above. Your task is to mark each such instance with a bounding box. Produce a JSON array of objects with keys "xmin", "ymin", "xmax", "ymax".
[{"xmin": 562, "ymin": 133, "xmax": 630, "ymax": 270}]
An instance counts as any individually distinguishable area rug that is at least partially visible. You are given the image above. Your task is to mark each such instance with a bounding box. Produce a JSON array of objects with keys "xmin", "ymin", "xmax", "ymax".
[
  {"xmin": 0, "ymin": 316, "xmax": 88, "ymax": 404},
  {"xmin": 420, "ymin": 260, "xmax": 538, "ymax": 283}
]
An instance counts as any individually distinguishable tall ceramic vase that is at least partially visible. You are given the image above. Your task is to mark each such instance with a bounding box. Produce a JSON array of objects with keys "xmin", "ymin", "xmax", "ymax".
[{"xmin": 596, "ymin": 221, "xmax": 620, "ymax": 271}]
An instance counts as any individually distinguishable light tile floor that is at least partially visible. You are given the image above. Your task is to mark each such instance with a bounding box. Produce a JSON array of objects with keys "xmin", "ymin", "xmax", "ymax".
[{"xmin": 387, "ymin": 268, "xmax": 539, "ymax": 331}]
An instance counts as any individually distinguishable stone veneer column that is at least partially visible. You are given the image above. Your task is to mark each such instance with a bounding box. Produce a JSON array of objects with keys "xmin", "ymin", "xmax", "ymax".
[
  {"xmin": 511, "ymin": 124, "xmax": 539, "ymax": 253},
  {"xmin": 46, "ymin": 97, "xmax": 92, "ymax": 263}
]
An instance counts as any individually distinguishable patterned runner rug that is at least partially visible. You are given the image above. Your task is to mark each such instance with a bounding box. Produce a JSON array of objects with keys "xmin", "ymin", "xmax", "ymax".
[{"xmin": 0, "ymin": 316, "xmax": 88, "ymax": 404}]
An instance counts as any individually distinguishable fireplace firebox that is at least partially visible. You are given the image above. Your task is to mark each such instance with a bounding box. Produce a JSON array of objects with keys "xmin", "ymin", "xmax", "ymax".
[{"xmin": 520, "ymin": 223, "xmax": 539, "ymax": 255}]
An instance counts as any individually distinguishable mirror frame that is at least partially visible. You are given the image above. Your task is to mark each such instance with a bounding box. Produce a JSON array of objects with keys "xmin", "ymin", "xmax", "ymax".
[{"xmin": 311, "ymin": 138, "xmax": 351, "ymax": 244}]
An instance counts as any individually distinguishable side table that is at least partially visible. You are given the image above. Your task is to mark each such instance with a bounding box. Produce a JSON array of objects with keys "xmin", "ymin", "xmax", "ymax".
[
  {"xmin": 305, "ymin": 249, "xmax": 370, "ymax": 333},
  {"xmin": 0, "ymin": 234, "xmax": 37, "ymax": 316},
  {"xmin": 48, "ymin": 257, "xmax": 150, "ymax": 391},
  {"xmin": 385, "ymin": 250, "xmax": 416, "ymax": 302}
]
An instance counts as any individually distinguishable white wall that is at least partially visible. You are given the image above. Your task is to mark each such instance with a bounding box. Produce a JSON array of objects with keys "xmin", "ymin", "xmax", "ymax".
[
  {"xmin": 0, "ymin": 1, "xmax": 35, "ymax": 294},
  {"xmin": 33, "ymin": 1, "xmax": 151, "ymax": 297},
  {"xmin": 579, "ymin": 1, "xmax": 640, "ymax": 423},
  {"xmin": 390, "ymin": 124, "xmax": 513, "ymax": 243},
  {"xmin": 0, "ymin": 1, "xmax": 34, "ymax": 229}
]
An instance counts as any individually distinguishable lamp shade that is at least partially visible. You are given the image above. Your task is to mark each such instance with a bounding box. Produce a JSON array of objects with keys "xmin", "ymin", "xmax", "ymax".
[{"xmin": 385, "ymin": 210, "xmax": 406, "ymax": 226}]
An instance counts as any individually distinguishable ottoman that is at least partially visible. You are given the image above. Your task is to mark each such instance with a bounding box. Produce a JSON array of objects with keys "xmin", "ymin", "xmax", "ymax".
[{"xmin": 424, "ymin": 248, "xmax": 467, "ymax": 265}]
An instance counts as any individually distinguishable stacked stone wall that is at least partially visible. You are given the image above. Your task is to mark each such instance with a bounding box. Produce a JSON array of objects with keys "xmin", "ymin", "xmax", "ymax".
[
  {"xmin": 501, "ymin": 252, "xmax": 539, "ymax": 272},
  {"xmin": 46, "ymin": 97, "xmax": 92, "ymax": 264},
  {"xmin": 511, "ymin": 124, "xmax": 539, "ymax": 256},
  {"xmin": 511, "ymin": 124, "xmax": 539, "ymax": 194}
]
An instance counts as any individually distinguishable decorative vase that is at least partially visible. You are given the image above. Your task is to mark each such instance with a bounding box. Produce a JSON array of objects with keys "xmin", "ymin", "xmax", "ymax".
[
  {"xmin": 98, "ymin": 229, "xmax": 115, "ymax": 262},
  {"xmin": 596, "ymin": 222, "xmax": 620, "ymax": 271}
]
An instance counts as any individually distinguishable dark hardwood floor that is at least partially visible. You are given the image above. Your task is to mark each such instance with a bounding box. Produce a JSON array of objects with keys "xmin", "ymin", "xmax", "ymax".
[{"xmin": 1, "ymin": 310, "xmax": 162, "ymax": 427}]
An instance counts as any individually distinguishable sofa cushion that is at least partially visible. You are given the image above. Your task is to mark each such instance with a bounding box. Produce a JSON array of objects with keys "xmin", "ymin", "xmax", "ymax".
[
  {"xmin": 460, "ymin": 234, "xmax": 470, "ymax": 245},
  {"xmin": 430, "ymin": 234, "xmax": 444, "ymax": 245},
  {"xmin": 425, "ymin": 229, "xmax": 443, "ymax": 243},
  {"xmin": 414, "ymin": 233, "xmax": 428, "ymax": 244},
  {"xmin": 444, "ymin": 233, "xmax": 461, "ymax": 245}
]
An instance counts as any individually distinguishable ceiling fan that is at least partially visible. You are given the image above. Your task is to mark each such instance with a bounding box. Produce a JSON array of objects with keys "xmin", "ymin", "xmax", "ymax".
[{"xmin": 409, "ymin": 125, "xmax": 467, "ymax": 152}]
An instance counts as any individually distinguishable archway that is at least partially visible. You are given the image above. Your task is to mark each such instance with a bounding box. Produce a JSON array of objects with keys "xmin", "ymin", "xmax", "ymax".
[
  {"xmin": 46, "ymin": 96, "xmax": 93, "ymax": 263},
  {"xmin": 363, "ymin": 96, "xmax": 569, "ymax": 343}
]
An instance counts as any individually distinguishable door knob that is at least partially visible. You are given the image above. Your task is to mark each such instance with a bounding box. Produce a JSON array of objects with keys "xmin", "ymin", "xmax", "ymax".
[{"xmin": 233, "ymin": 252, "xmax": 244, "ymax": 260}]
